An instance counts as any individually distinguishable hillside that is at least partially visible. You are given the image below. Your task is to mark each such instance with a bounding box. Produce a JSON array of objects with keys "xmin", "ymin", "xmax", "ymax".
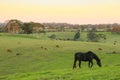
[{"xmin": 0, "ymin": 33, "xmax": 120, "ymax": 80}]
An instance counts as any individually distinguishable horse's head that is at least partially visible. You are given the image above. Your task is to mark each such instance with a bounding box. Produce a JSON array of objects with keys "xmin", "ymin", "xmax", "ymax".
[
  {"xmin": 97, "ymin": 59, "xmax": 102, "ymax": 67},
  {"xmin": 88, "ymin": 51, "xmax": 102, "ymax": 67}
]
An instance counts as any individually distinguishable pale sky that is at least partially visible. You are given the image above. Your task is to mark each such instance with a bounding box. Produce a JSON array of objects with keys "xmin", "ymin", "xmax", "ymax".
[{"xmin": 0, "ymin": 0, "xmax": 120, "ymax": 24}]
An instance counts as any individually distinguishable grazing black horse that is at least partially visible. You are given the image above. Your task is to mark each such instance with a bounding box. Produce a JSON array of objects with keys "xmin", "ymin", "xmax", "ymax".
[{"xmin": 73, "ymin": 51, "xmax": 101, "ymax": 69}]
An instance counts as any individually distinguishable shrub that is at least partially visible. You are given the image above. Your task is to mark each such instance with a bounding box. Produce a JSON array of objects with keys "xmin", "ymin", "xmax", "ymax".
[
  {"xmin": 87, "ymin": 31, "xmax": 100, "ymax": 42},
  {"xmin": 74, "ymin": 30, "xmax": 80, "ymax": 41},
  {"xmin": 48, "ymin": 34, "xmax": 56, "ymax": 40}
]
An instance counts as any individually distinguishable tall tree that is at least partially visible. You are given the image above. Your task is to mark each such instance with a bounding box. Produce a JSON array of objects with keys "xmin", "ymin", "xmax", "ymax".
[
  {"xmin": 21, "ymin": 22, "xmax": 33, "ymax": 34},
  {"xmin": 21, "ymin": 22, "xmax": 45, "ymax": 34},
  {"xmin": 74, "ymin": 30, "xmax": 80, "ymax": 41},
  {"xmin": 5, "ymin": 19, "xmax": 23, "ymax": 33}
]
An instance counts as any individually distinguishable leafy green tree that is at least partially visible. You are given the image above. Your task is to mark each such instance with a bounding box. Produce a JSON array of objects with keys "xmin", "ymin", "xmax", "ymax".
[
  {"xmin": 21, "ymin": 22, "xmax": 45, "ymax": 34},
  {"xmin": 48, "ymin": 34, "xmax": 56, "ymax": 40},
  {"xmin": 87, "ymin": 29, "xmax": 107, "ymax": 42},
  {"xmin": 87, "ymin": 31, "xmax": 99, "ymax": 42},
  {"xmin": 21, "ymin": 22, "xmax": 33, "ymax": 34},
  {"xmin": 74, "ymin": 30, "xmax": 80, "ymax": 41}
]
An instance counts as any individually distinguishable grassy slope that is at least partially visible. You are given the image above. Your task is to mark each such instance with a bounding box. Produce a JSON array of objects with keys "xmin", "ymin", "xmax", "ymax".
[{"xmin": 0, "ymin": 33, "xmax": 120, "ymax": 80}]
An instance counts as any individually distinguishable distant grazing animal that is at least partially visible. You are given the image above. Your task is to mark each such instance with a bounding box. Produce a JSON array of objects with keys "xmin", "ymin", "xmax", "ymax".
[
  {"xmin": 112, "ymin": 51, "xmax": 116, "ymax": 54},
  {"xmin": 113, "ymin": 41, "xmax": 117, "ymax": 45},
  {"xmin": 59, "ymin": 38, "xmax": 62, "ymax": 40},
  {"xmin": 98, "ymin": 48, "xmax": 102, "ymax": 51},
  {"xmin": 44, "ymin": 48, "xmax": 47, "ymax": 50},
  {"xmin": 41, "ymin": 46, "xmax": 43, "ymax": 49},
  {"xmin": 73, "ymin": 51, "xmax": 102, "ymax": 69},
  {"xmin": 56, "ymin": 45, "xmax": 59, "ymax": 48},
  {"xmin": 16, "ymin": 53, "xmax": 20, "ymax": 56},
  {"xmin": 67, "ymin": 38, "xmax": 70, "ymax": 40},
  {"xmin": 6, "ymin": 49, "xmax": 12, "ymax": 53}
]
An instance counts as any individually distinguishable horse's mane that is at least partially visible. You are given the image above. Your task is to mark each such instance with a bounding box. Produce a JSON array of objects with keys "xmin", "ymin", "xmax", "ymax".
[
  {"xmin": 93, "ymin": 53, "xmax": 100, "ymax": 61},
  {"xmin": 88, "ymin": 51, "xmax": 100, "ymax": 61}
]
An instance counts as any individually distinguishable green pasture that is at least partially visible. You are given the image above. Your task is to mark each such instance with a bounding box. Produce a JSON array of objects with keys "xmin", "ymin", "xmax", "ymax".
[{"xmin": 0, "ymin": 32, "xmax": 120, "ymax": 80}]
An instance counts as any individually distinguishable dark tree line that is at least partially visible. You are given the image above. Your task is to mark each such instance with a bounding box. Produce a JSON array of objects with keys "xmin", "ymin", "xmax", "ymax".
[{"xmin": 0, "ymin": 20, "xmax": 120, "ymax": 34}]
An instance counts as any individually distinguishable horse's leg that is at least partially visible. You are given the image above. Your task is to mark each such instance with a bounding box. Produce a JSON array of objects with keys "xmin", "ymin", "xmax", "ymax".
[
  {"xmin": 79, "ymin": 60, "xmax": 81, "ymax": 68},
  {"xmin": 88, "ymin": 60, "xmax": 93, "ymax": 68},
  {"xmin": 90, "ymin": 60, "xmax": 93, "ymax": 68},
  {"xmin": 88, "ymin": 61, "xmax": 91, "ymax": 68},
  {"xmin": 73, "ymin": 59, "xmax": 77, "ymax": 69}
]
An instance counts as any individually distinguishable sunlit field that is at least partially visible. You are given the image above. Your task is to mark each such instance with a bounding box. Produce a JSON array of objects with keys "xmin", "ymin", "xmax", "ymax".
[{"xmin": 0, "ymin": 32, "xmax": 120, "ymax": 80}]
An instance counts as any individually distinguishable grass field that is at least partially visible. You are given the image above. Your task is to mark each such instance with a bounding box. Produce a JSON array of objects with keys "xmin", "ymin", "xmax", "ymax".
[{"xmin": 0, "ymin": 32, "xmax": 120, "ymax": 80}]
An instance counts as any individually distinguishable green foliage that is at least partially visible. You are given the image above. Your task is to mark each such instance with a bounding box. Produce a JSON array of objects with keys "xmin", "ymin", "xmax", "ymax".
[
  {"xmin": 48, "ymin": 34, "xmax": 56, "ymax": 39},
  {"xmin": 19, "ymin": 22, "xmax": 45, "ymax": 34},
  {"xmin": 87, "ymin": 30, "xmax": 107, "ymax": 42},
  {"xmin": 21, "ymin": 22, "xmax": 33, "ymax": 34},
  {"xmin": 39, "ymin": 30, "xmax": 46, "ymax": 35},
  {"xmin": 87, "ymin": 30, "xmax": 100, "ymax": 42},
  {"xmin": 74, "ymin": 30, "xmax": 80, "ymax": 40},
  {"xmin": 98, "ymin": 34, "xmax": 106, "ymax": 40}
]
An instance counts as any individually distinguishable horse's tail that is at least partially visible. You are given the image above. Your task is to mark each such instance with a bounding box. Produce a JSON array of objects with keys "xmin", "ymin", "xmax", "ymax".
[{"xmin": 73, "ymin": 53, "xmax": 77, "ymax": 69}]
